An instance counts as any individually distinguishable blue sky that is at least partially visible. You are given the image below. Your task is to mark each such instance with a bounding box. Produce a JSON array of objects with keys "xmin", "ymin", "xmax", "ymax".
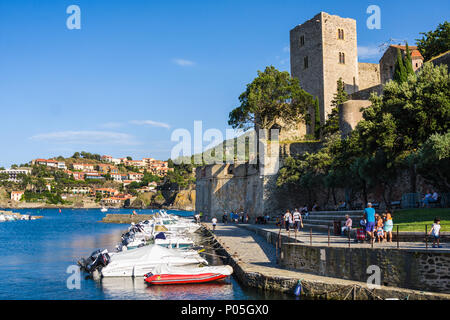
[{"xmin": 0, "ymin": 0, "xmax": 448, "ymax": 167}]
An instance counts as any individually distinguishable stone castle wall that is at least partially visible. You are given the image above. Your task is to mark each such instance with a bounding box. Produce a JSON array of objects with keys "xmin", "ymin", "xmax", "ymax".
[
  {"xmin": 321, "ymin": 13, "xmax": 359, "ymax": 120},
  {"xmin": 358, "ymin": 62, "xmax": 381, "ymax": 90},
  {"xmin": 339, "ymin": 100, "xmax": 371, "ymax": 137}
]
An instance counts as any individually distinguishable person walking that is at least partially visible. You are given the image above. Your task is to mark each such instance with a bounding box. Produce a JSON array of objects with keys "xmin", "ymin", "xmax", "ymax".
[
  {"xmin": 293, "ymin": 208, "xmax": 303, "ymax": 232},
  {"xmin": 283, "ymin": 210, "xmax": 292, "ymax": 234},
  {"xmin": 364, "ymin": 203, "xmax": 376, "ymax": 244},
  {"xmin": 222, "ymin": 212, "xmax": 228, "ymax": 224},
  {"xmin": 211, "ymin": 217, "xmax": 218, "ymax": 231}
]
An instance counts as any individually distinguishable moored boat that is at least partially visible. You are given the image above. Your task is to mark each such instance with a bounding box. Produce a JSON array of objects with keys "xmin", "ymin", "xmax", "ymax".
[{"xmin": 144, "ymin": 264, "xmax": 233, "ymax": 285}]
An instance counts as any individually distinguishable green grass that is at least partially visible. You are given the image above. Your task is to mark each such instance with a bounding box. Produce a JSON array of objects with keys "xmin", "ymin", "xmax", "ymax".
[{"xmin": 390, "ymin": 208, "xmax": 450, "ymax": 232}]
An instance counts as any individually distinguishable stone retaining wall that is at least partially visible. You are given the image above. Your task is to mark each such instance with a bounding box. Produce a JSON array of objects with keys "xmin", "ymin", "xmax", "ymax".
[{"xmin": 280, "ymin": 242, "xmax": 450, "ymax": 293}]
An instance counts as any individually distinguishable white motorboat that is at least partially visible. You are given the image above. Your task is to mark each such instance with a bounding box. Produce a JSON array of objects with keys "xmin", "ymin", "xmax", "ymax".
[
  {"xmin": 79, "ymin": 245, "xmax": 208, "ymax": 277},
  {"xmin": 101, "ymin": 207, "xmax": 108, "ymax": 213}
]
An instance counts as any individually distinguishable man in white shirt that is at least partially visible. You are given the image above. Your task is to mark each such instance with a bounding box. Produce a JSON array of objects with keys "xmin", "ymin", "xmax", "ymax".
[
  {"xmin": 292, "ymin": 209, "xmax": 303, "ymax": 232},
  {"xmin": 284, "ymin": 210, "xmax": 292, "ymax": 233},
  {"xmin": 211, "ymin": 217, "xmax": 218, "ymax": 231}
]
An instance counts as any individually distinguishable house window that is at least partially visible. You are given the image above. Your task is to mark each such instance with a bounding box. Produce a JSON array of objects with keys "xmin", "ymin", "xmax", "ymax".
[
  {"xmin": 339, "ymin": 52, "xmax": 345, "ymax": 64},
  {"xmin": 338, "ymin": 29, "xmax": 344, "ymax": 40},
  {"xmin": 304, "ymin": 56, "xmax": 309, "ymax": 69},
  {"xmin": 300, "ymin": 35, "xmax": 305, "ymax": 47}
]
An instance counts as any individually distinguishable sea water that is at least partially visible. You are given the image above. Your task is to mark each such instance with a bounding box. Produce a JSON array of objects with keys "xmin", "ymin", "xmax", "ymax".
[{"xmin": 0, "ymin": 208, "xmax": 290, "ymax": 300}]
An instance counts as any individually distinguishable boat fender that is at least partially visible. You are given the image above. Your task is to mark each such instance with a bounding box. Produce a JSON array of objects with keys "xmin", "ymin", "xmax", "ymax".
[{"xmin": 294, "ymin": 280, "xmax": 302, "ymax": 297}]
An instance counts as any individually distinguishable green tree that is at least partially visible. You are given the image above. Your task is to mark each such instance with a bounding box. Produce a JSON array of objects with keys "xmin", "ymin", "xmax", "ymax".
[
  {"xmin": 416, "ymin": 21, "xmax": 450, "ymax": 61},
  {"xmin": 72, "ymin": 152, "xmax": 81, "ymax": 159},
  {"xmin": 416, "ymin": 132, "xmax": 450, "ymax": 192},
  {"xmin": 393, "ymin": 48, "xmax": 408, "ymax": 83},
  {"xmin": 404, "ymin": 43, "xmax": 415, "ymax": 77},
  {"xmin": 323, "ymin": 78, "xmax": 348, "ymax": 137},
  {"xmin": 313, "ymin": 97, "xmax": 321, "ymax": 139},
  {"xmin": 228, "ymin": 66, "xmax": 313, "ymax": 131}
]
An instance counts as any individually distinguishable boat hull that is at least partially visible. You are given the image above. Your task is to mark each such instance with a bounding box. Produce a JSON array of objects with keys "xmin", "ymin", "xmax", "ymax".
[{"xmin": 145, "ymin": 273, "xmax": 228, "ymax": 285}]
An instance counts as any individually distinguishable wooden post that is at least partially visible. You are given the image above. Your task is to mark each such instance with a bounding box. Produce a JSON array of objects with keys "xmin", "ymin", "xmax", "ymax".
[
  {"xmin": 328, "ymin": 226, "xmax": 330, "ymax": 247},
  {"xmin": 425, "ymin": 224, "xmax": 428, "ymax": 250},
  {"xmin": 310, "ymin": 228, "xmax": 312, "ymax": 246},
  {"xmin": 348, "ymin": 229, "xmax": 351, "ymax": 248},
  {"xmin": 396, "ymin": 225, "xmax": 399, "ymax": 249}
]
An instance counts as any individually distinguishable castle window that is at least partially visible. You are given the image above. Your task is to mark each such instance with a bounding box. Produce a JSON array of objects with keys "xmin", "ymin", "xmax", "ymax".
[
  {"xmin": 300, "ymin": 35, "xmax": 305, "ymax": 47},
  {"xmin": 339, "ymin": 52, "xmax": 345, "ymax": 64},
  {"xmin": 338, "ymin": 29, "xmax": 344, "ymax": 40},
  {"xmin": 304, "ymin": 56, "xmax": 309, "ymax": 69}
]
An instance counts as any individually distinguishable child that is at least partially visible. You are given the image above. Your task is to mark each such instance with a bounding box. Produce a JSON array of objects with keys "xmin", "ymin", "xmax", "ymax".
[
  {"xmin": 383, "ymin": 211, "xmax": 394, "ymax": 242},
  {"xmin": 376, "ymin": 215, "xmax": 384, "ymax": 243},
  {"xmin": 428, "ymin": 218, "xmax": 442, "ymax": 248}
]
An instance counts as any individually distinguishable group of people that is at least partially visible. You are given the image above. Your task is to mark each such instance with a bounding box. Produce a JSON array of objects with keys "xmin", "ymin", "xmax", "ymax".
[
  {"xmin": 359, "ymin": 203, "xmax": 394, "ymax": 243},
  {"xmin": 221, "ymin": 210, "xmax": 249, "ymax": 224},
  {"xmin": 422, "ymin": 190, "xmax": 440, "ymax": 207},
  {"xmin": 280, "ymin": 207, "xmax": 309, "ymax": 233}
]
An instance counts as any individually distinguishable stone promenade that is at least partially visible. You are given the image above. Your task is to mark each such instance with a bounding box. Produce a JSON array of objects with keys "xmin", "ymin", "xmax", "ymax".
[{"xmin": 203, "ymin": 223, "xmax": 450, "ymax": 299}]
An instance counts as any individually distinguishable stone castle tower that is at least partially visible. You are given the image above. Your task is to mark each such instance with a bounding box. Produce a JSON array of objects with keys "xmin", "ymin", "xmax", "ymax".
[{"xmin": 290, "ymin": 12, "xmax": 380, "ymax": 134}]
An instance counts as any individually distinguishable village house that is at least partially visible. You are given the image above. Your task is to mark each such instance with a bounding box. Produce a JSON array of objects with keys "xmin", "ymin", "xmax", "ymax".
[
  {"xmin": 101, "ymin": 155, "xmax": 113, "ymax": 162},
  {"xmin": 110, "ymin": 173, "xmax": 123, "ymax": 182},
  {"xmin": 84, "ymin": 172, "xmax": 104, "ymax": 180},
  {"xmin": 10, "ymin": 191, "xmax": 25, "ymax": 201},
  {"xmin": 32, "ymin": 159, "xmax": 58, "ymax": 168},
  {"xmin": 72, "ymin": 172, "xmax": 85, "ymax": 180},
  {"xmin": 70, "ymin": 186, "xmax": 92, "ymax": 194},
  {"xmin": 0, "ymin": 168, "xmax": 32, "ymax": 182},
  {"xmin": 128, "ymin": 172, "xmax": 144, "ymax": 182},
  {"xmin": 125, "ymin": 160, "xmax": 146, "ymax": 168},
  {"xmin": 95, "ymin": 188, "xmax": 119, "ymax": 197},
  {"xmin": 73, "ymin": 163, "xmax": 95, "ymax": 171},
  {"xmin": 102, "ymin": 194, "xmax": 133, "ymax": 206},
  {"xmin": 380, "ymin": 45, "xmax": 424, "ymax": 84},
  {"xmin": 97, "ymin": 163, "xmax": 116, "ymax": 174},
  {"xmin": 57, "ymin": 162, "xmax": 67, "ymax": 170}
]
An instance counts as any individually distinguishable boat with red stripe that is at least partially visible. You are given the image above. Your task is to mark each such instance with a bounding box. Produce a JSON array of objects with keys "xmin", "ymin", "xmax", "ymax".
[{"xmin": 144, "ymin": 264, "xmax": 233, "ymax": 285}]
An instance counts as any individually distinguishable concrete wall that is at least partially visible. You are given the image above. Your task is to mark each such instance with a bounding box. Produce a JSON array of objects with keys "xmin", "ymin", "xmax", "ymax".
[{"xmin": 281, "ymin": 243, "xmax": 450, "ymax": 293}]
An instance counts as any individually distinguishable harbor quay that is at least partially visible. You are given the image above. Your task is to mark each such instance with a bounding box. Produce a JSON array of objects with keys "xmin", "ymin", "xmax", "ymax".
[{"xmin": 202, "ymin": 222, "xmax": 450, "ymax": 300}]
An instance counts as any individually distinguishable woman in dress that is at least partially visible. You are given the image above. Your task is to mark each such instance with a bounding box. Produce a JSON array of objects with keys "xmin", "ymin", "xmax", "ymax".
[{"xmin": 383, "ymin": 211, "xmax": 394, "ymax": 242}]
